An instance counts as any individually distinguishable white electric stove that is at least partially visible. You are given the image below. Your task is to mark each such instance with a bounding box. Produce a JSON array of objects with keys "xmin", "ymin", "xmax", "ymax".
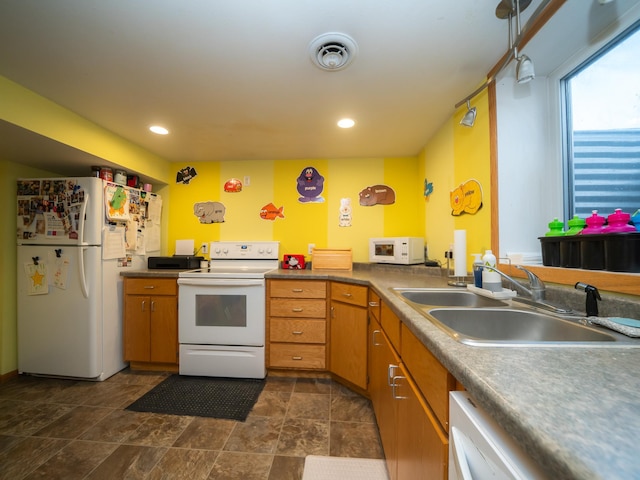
[{"xmin": 177, "ymin": 241, "xmax": 279, "ymax": 378}]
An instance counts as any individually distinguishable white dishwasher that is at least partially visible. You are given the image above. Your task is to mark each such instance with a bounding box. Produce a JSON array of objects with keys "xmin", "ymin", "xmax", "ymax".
[{"xmin": 449, "ymin": 391, "xmax": 548, "ymax": 480}]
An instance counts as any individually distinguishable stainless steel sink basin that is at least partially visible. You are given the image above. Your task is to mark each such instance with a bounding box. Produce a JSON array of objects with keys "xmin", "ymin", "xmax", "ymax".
[
  {"xmin": 426, "ymin": 308, "xmax": 629, "ymax": 346},
  {"xmin": 393, "ymin": 288, "xmax": 508, "ymax": 308}
]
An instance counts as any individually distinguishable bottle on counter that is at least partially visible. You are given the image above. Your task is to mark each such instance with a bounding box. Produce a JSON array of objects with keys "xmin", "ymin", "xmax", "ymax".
[
  {"xmin": 602, "ymin": 208, "xmax": 636, "ymax": 233},
  {"xmin": 472, "ymin": 253, "xmax": 483, "ymax": 288},
  {"xmin": 481, "ymin": 250, "xmax": 502, "ymax": 293},
  {"xmin": 545, "ymin": 217, "xmax": 565, "ymax": 236},
  {"xmin": 565, "ymin": 215, "xmax": 586, "ymax": 235},
  {"xmin": 582, "ymin": 210, "xmax": 606, "ymax": 234}
]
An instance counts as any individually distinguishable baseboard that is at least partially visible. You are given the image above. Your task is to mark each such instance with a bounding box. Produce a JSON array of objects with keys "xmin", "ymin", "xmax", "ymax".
[{"xmin": 0, "ymin": 369, "xmax": 19, "ymax": 384}]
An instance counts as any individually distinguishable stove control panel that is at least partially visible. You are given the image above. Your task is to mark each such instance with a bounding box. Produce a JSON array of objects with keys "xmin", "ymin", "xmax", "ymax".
[{"xmin": 209, "ymin": 241, "xmax": 280, "ymax": 260}]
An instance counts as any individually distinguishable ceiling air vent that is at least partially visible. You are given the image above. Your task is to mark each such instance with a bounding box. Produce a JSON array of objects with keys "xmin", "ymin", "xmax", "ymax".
[{"xmin": 308, "ymin": 32, "xmax": 358, "ymax": 71}]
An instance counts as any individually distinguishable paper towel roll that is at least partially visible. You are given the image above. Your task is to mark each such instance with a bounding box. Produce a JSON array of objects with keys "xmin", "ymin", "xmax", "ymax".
[{"xmin": 453, "ymin": 230, "xmax": 467, "ymax": 277}]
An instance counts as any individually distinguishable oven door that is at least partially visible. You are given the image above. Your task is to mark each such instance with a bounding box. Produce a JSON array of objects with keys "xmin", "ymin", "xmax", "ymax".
[{"xmin": 177, "ymin": 278, "xmax": 265, "ymax": 346}]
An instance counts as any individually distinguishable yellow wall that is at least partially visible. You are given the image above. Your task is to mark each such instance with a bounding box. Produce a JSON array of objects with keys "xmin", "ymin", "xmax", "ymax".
[
  {"xmin": 167, "ymin": 157, "xmax": 423, "ymax": 263},
  {"xmin": 421, "ymin": 89, "xmax": 492, "ymax": 266},
  {"xmin": 0, "ymin": 75, "xmax": 173, "ymax": 185},
  {"xmin": 0, "ymin": 78, "xmax": 490, "ymax": 377}
]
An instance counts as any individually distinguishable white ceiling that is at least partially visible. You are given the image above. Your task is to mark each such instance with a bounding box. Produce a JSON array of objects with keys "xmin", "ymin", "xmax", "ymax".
[{"xmin": 0, "ymin": 0, "xmax": 542, "ymax": 173}]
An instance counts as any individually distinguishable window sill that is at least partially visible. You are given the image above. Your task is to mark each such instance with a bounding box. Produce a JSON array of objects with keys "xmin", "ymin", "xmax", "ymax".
[{"xmin": 498, "ymin": 263, "xmax": 640, "ymax": 297}]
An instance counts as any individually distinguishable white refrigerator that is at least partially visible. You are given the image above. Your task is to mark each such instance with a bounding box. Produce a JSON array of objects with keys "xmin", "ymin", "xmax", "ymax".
[{"xmin": 16, "ymin": 177, "xmax": 162, "ymax": 380}]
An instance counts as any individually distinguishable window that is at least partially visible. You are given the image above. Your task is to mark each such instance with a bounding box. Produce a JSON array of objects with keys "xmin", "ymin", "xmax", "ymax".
[{"xmin": 563, "ymin": 23, "xmax": 640, "ymax": 219}]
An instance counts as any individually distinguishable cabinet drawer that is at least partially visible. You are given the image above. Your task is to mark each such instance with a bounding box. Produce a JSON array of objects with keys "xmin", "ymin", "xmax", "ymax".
[
  {"xmin": 270, "ymin": 318, "xmax": 326, "ymax": 343},
  {"xmin": 401, "ymin": 323, "xmax": 456, "ymax": 431},
  {"xmin": 270, "ymin": 299, "xmax": 326, "ymax": 318},
  {"xmin": 330, "ymin": 282, "xmax": 368, "ymax": 307},
  {"xmin": 269, "ymin": 344, "xmax": 326, "ymax": 369},
  {"xmin": 269, "ymin": 280, "xmax": 326, "ymax": 298},
  {"xmin": 124, "ymin": 278, "xmax": 177, "ymax": 295}
]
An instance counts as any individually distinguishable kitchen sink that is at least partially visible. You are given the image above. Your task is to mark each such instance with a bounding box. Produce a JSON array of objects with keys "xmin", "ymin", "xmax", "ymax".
[
  {"xmin": 392, "ymin": 288, "xmax": 508, "ymax": 308},
  {"xmin": 426, "ymin": 308, "xmax": 637, "ymax": 346}
]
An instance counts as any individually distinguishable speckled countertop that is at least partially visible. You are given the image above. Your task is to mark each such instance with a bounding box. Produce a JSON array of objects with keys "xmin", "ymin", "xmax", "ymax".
[{"xmin": 265, "ymin": 264, "xmax": 640, "ymax": 480}]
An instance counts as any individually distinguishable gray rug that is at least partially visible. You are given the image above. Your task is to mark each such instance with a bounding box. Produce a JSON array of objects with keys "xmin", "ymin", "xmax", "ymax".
[{"xmin": 126, "ymin": 374, "xmax": 265, "ymax": 421}]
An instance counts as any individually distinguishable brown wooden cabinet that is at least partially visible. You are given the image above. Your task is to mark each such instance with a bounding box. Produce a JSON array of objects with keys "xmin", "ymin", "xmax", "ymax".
[
  {"xmin": 330, "ymin": 282, "xmax": 369, "ymax": 390},
  {"xmin": 369, "ymin": 309, "xmax": 401, "ymax": 480},
  {"xmin": 395, "ymin": 363, "xmax": 449, "ymax": 480},
  {"xmin": 123, "ymin": 277, "xmax": 178, "ymax": 370},
  {"xmin": 369, "ymin": 297, "xmax": 453, "ymax": 480},
  {"xmin": 267, "ymin": 280, "xmax": 328, "ymax": 370}
]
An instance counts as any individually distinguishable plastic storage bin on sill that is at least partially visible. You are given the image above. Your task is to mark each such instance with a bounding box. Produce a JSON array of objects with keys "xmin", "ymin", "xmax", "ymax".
[
  {"xmin": 539, "ymin": 237, "xmax": 562, "ymax": 267},
  {"xmin": 540, "ymin": 233, "xmax": 640, "ymax": 272},
  {"xmin": 560, "ymin": 237, "xmax": 581, "ymax": 268},
  {"xmin": 604, "ymin": 233, "xmax": 640, "ymax": 272},
  {"xmin": 579, "ymin": 234, "xmax": 605, "ymax": 270}
]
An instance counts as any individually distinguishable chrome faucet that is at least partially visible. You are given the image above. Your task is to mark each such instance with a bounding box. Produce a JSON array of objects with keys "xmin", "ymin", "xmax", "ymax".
[
  {"xmin": 482, "ymin": 265, "xmax": 573, "ymax": 314},
  {"xmin": 482, "ymin": 265, "xmax": 545, "ymax": 301}
]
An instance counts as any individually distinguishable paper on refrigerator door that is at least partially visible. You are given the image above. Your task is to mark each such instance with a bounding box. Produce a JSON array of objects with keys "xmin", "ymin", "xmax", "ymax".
[
  {"xmin": 103, "ymin": 225, "xmax": 126, "ymax": 259},
  {"xmin": 47, "ymin": 251, "xmax": 70, "ymax": 289},
  {"xmin": 24, "ymin": 262, "xmax": 48, "ymax": 295}
]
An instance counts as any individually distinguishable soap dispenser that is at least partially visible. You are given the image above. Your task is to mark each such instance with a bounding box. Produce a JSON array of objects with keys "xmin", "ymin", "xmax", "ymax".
[
  {"xmin": 471, "ymin": 253, "xmax": 483, "ymax": 288},
  {"xmin": 481, "ymin": 250, "xmax": 501, "ymax": 293}
]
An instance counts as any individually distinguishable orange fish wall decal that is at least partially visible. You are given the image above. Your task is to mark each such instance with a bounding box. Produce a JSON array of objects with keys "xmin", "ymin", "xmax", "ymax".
[
  {"xmin": 450, "ymin": 179, "xmax": 483, "ymax": 216},
  {"xmin": 260, "ymin": 203, "xmax": 285, "ymax": 221}
]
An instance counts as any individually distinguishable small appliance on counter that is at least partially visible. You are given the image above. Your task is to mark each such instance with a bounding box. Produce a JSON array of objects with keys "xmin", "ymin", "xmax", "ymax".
[
  {"xmin": 148, "ymin": 256, "xmax": 204, "ymax": 270},
  {"xmin": 369, "ymin": 237, "xmax": 424, "ymax": 264}
]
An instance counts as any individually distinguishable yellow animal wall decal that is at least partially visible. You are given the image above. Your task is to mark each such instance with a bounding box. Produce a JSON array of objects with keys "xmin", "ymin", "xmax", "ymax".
[{"xmin": 450, "ymin": 179, "xmax": 483, "ymax": 216}]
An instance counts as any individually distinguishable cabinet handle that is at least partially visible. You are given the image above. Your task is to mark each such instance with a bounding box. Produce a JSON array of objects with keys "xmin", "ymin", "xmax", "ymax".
[
  {"xmin": 388, "ymin": 364, "xmax": 399, "ymax": 387},
  {"xmin": 372, "ymin": 329, "xmax": 382, "ymax": 346},
  {"xmin": 292, "ymin": 288, "xmax": 304, "ymax": 293},
  {"xmin": 292, "ymin": 356, "xmax": 303, "ymax": 360},
  {"xmin": 141, "ymin": 300, "xmax": 146, "ymax": 312},
  {"xmin": 292, "ymin": 331, "xmax": 303, "ymax": 335},
  {"xmin": 144, "ymin": 285, "xmax": 155, "ymax": 289},
  {"xmin": 369, "ymin": 301, "xmax": 379, "ymax": 307},
  {"xmin": 151, "ymin": 300, "xmax": 155, "ymax": 312},
  {"xmin": 392, "ymin": 375, "xmax": 407, "ymax": 400},
  {"xmin": 342, "ymin": 292, "xmax": 353, "ymax": 297},
  {"xmin": 292, "ymin": 308, "xmax": 303, "ymax": 312}
]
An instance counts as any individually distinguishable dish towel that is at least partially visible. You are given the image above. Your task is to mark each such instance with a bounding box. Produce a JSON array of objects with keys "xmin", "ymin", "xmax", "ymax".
[
  {"xmin": 586, "ymin": 317, "xmax": 640, "ymax": 337},
  {"xmin": 302, "ymin": 456, "xmax": 389, "ymax": 480}
]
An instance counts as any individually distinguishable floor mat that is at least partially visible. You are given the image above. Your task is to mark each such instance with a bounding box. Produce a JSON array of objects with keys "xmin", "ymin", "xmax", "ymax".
[
  {"xmin": 302, "ymin": 456, "xmax": 389, "ymax": 480},
  {"xmin": 125, "ymin": 374, "xmax": 265, "ymax": 421}
]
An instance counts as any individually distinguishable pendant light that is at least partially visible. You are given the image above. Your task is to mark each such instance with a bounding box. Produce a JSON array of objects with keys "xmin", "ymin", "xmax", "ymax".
[
  {"xmin": 460, "ymin": 100, "xmax": 477, "ymax": 127},
  {"xmin": 514, "ymin": 0, "xmax": 535, "ymax": 83}
]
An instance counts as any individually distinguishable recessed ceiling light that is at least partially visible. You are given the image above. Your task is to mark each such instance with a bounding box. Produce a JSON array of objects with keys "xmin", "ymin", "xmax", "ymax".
[
  {"xmin": 337, "ymin": 118, "xmax": 355, "ymax": 128},
  {"xmin": 149, "ymin": 125, "xmax": 169, "ymax": 135}
]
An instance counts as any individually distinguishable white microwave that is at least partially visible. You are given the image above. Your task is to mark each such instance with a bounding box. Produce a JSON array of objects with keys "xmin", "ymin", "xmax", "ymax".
[{"xmin": 369, "ymin": 237, "xmax": 424, "ymax": 265}]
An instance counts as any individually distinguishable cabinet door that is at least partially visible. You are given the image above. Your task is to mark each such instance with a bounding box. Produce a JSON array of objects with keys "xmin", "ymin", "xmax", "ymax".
[
  {"xmin": 330, "ymin": 300, "xmax": 368, "ymax": 389},
  {"xmin": 369, "ymin": 318, "xmax": 400, "ymax": 480},
  {"xmin": 150, "ymin": 295, "xmax": 178, "ymax": 364},
  {"xmin": 395, "ymin": 364, "xmax": 448, "ymax": 480},
  {"xmin": 124, "ymin": 295, "xmax": 151, "ymax": 362}
]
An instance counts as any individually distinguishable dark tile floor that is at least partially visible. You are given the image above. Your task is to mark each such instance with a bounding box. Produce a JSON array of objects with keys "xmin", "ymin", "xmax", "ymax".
[{"xmin": 0, "ymin": 370, "xmax": 384, "ymax": 479}]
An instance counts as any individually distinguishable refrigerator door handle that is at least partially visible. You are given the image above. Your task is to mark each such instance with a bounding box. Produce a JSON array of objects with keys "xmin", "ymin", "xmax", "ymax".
[
  {"xmin": 78, "ymin": 192, "xmax": 89, "ymax": 246},
  {"xmin": 79, "ymin": 246, "xmax": 89, "ymax": 298}
]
